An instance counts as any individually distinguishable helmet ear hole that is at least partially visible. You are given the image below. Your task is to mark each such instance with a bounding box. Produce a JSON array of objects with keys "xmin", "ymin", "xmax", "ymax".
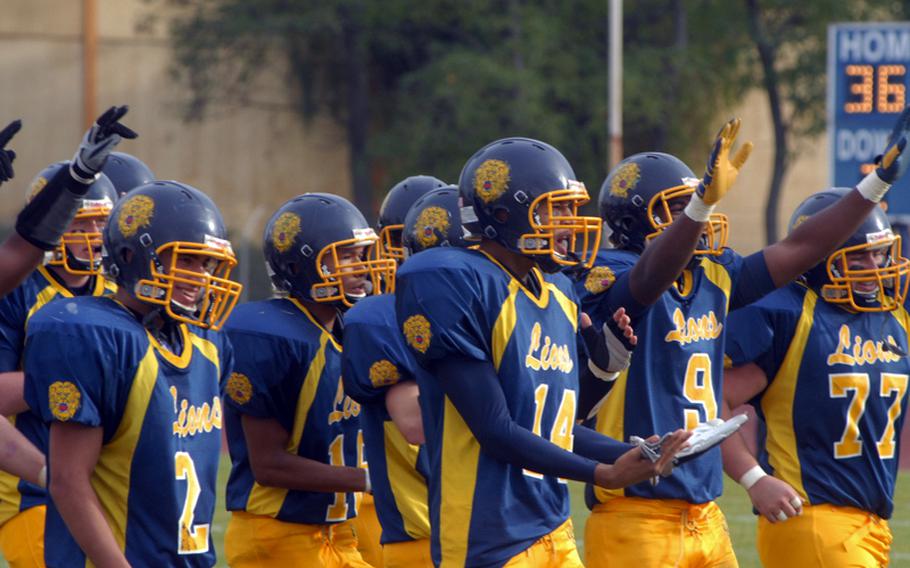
[
  {"xmin": 494, "ymin": 208, "xmax": 510, "ymax": 224},
  {"xmin": 119, "ymin": 247, "xmax": 133, "ymax": 264},
  {"xmin": 286, "ymin": 262, "xmax": 299, "ymax": 276}
]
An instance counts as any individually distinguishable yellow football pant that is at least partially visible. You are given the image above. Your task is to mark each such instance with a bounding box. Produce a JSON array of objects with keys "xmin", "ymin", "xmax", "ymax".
[
  {"xmin": 757, "ymin": 503, "xmax": 892, "ymax": 568},
  {"xmin": 503, "ymin": 518, "xmax": 584, "ymax": 568},
  {"xmin": 382, "ymin": 538, "xmax": 432, "ymax": 568},
  {"xmin": 352, "ymin": 494, "xmax": 383, "ymax": 567},
  {"xmin": 225, "ymin": 511, "xmax": 374, "ymax": 567},
  {"xmin": 0, "ymin": 505, "xmax": 45, "ymax": 568},
  {"xmin": 584, "ymin": 497, "xmax": 737, "ymax": 568}
]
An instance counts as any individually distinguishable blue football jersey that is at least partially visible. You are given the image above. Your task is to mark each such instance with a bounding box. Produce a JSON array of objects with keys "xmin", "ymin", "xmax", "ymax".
[
  {"xmin": 223, "ymin": 298, "xmax": 364, "ymax": 525},
  {"xmin": 726, "ymin": 282, "xmax": 910, "ymax": 519},
  {"xmin": 342, "ymin": 293, "xmax": 431, "ymax": 545},
  {"xmin": 0, "ymin": 266, "xmax": 114, "ymax": 525},
  {"xmin": 576, "ymin": 248, "xmax": 750, "ymax": 504},
  {"xmin": 24, "ymin": 296, "xmax": 230, "ymax": 567},
  {"xmin": 396, "ymin": 247, "xmax": 582, "ymax": 568}
]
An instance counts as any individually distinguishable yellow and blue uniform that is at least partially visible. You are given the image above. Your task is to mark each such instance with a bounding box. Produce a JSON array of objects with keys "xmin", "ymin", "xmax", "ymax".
[
  {"xmin": 725, "ymin": 282, "xmax": 908, "ymax": 566},
  {"xmin": 343, "ymin": 294, "xmax": 432, "ymax": 567},
  {"xmin": 23, "ymin": 295, "xmax": 230, "ymax": 567},
  {"xmin": 577, "ymin": 248, "xmax": 772, "ymax": 567},
  {"xmin": 223, "ymin": 298, "xmax": 369, "ymax": 567},
  {"xmin": 396, "ymin": 247, "xmax": 587, "ymax": 568},
  {"xmin": 0, "ymin": 266, "xmax": 114, "ymax": 566}
]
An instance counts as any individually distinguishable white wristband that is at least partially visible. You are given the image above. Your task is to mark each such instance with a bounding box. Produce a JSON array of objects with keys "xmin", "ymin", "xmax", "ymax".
[
  {"xmin": 363, "ymin": 471, "xmax": 371, "ymax": 494},
  {"xmin": 856, "ymin": 170, "xmax": 891, "ymax": 203},
  {"xmin": 683, "ymin": 194, "xmax": 715, "ymax": 223},
  {"xmin": 738, "ymin": 465, "xmax": 767, "ymax": 490},
  {"xmin": 38, "ymin": 465, "xmax": 47, "ymax": 489}
]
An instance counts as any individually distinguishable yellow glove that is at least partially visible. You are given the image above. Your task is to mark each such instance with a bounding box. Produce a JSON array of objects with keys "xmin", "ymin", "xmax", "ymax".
[{"xmin": 695, "ymin": 118, "xmax": 753, "ymax": 206}]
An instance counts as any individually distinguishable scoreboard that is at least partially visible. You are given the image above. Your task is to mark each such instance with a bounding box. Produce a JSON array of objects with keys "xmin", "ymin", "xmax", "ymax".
[{"xmin": 828, "ymin": 22, "xmax": 910, "ymax": 212}]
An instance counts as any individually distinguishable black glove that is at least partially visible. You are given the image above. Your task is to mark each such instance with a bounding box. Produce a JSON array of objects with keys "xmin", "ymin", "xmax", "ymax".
[{"xmin": 0, "ymin": 120, "xmax": 21, "ymax": 184}]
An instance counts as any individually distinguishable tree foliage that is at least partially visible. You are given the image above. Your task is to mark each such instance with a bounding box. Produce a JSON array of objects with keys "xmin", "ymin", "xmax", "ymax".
[{"xmin": 152, "ymin": 0, "xmax": 894, "ymax": 238}]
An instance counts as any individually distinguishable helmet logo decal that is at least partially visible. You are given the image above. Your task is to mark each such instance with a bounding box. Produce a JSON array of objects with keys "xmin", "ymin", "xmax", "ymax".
[
  {"xmin": 415, "ymin": 206, "xmax": 450, "ymax": 248},
  {"xmin": 118, "ymin": 195, "xmax": 155, "ymax": 238},
  {"xmin": 610, "ymin": 162, "xmax": 640, "ymax": 198},
  {"xmin": 369, "ymin": 359, "xmax": 400, "ymax": 387},
  {"xmin": 403, "ymin": 314, "xmax": 432, "ymax": 354},
  {"xmin": 49, "ymin": 380, "xmax": 81, "ymax": 421},
  {"xmin": 271, "ymin": 212, "xmax": 301, "ymax": 253},
  {"xmin": 28, "ymin": 176, "xmax": 49, "ymax": 202},
  {"xmin": 865, "ymin": 228, "xmax": 893, "ymax": 245},
  {"xmin": 474, "ymin": 159, "xmax": 511, "ymax": 204},
  {"xmin": 225, "ymin": 372, "xmax": 253, "ymax": 405},
  {"xmin": 584, "ymin": 265, "xmax": 616, "ymax": 294},
  {"xmin": 791, "ymin": 214, "xmax": 809, "ymax": 230}
]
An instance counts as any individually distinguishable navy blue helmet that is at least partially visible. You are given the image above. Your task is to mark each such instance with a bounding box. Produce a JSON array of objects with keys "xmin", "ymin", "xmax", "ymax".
[
  {"xmin": 376, "ymin": 175, "xmax": 448, "ymax": 262},
  {"xmin": 101, "ymin": 151, "xmax": 155, "ymax": 197},
  {"xmin": 789, "ymin": 188, "xmax": 910, "ymax": 311},
  {"xmin": 459, "ymin": 137, "xmax": 601, "ymax": 273},
  {"xmin": 102, "ymin": 181, "xmax": 242, "ymax": 329},
  {"xmin": 264, "ymin": 193, "xmax": 396, "ymax": 310},
  {"xmin": 28, "ymin": 161, "xmax": 117, "ymax": 276},
  {"xmin": 402, "ymin": 185, "xmax": 469, "ymax": 257},
  {"xmin": 599, "ymin": 152, "xmax": 727, "ymax": 255}
]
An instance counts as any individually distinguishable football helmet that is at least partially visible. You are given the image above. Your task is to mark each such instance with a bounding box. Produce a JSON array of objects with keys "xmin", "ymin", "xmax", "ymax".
[
  {"xmin": 402, "ymin": 185, "xmax": 470, "ymax": 257},
  {"xmin": 102, "ymin": 181, "xmax": 242, "ymax": 329},
  {"xmin": 599, "ymin": 152, "xmax": 728, "ymax": 255},
  {"xmin": 459, "ymin": 137, "xmax": 601, "ymax": 272},
  {"xmin": 789, "ymin": 188, "xmax": 910, "ymax": 312},
  {"xmin": 264, "ymin": 193, "xmax": 396, "ymax": 309},
  {"xmin": 28, "ymin": 161, "xmax": 117, "ymax": 276},
  {"xmin": 101, "ymin": 151, "xmax": 155, "ymax": 196},
  {"xmin": 376, "ymin": 175, "xmax": 448, "ymax": 262}
]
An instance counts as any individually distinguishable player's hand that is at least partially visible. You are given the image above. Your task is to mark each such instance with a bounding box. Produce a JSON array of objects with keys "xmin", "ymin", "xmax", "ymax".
[
  {"xmin": 875, "ymin": 105, "xmax": 910, "ymax": 184},
  {"xmin": 71, "ymin": 105, "xmax": 137, "ymax": 182},
  {"xmin": 594, "ymin": 430, "xmax": 691, "ymax": 489},
  {"xmin": 0, "ymin": 119, "xmax": 21, "ymax": 184},
  {"xmin": 696, "ymin": 118, "xmax": 753, "ymax": 206},
  {"xmin": 610, "ymin": 307, "xmax": 637, "ymax": 347},
  {"xmin": 747, "ymin": 475, "xmax": 803, "ymax": 523}
]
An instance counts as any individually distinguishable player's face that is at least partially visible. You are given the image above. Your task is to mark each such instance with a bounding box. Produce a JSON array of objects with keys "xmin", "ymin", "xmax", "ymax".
[
  {"xmin": 537, "ymin": 201, "xmax": 573, "ymax": 256},
  {"xmin": 65, "ymin": 215, "xmax": 106, "ymax": 263},
  {"xmin": 159, "ymin": 250, "xmax": 218, "ymax": 310},
  {"xmin": 325, "ymin": 245, "xmax": 369, "ymax": 298},
  {"xmin": 655, "ymin": 196, "xmax": 687, "ymax": 224},
  {"xmin": 841, "ymin": 245, "xmax": 889, "ymax": 294}
]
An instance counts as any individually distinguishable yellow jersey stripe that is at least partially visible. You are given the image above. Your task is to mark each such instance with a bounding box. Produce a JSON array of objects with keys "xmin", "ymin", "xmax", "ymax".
[
  {"xmin": 383, "ymin": 421, "xmax": 430, "ymax": 540},
  {"xmin": 548, "ymin": 284, "xmax": 578, "ymax": 332},
  {"xmin": 92, "ymin": 346, "xmax": 160, "ymax": 552},
  {"xmin": 246, "ymin": 333, "xmax": 329, "ymax": 517},
  {"xmin": 439, "ymin": 397, "xmax": 480, "ymax": 567},
  {"xmin": 699, "ymin": 258, "xmax": 733, "ymax": 313},
  {"xmin": 491, "ymin": 281, "xmax": 521, "ymax": 372},
  {"xmin": 763, "ymin": 289, "xmax": 816, "ymax": 502},
  {"xmin": 189, "ymin": 334, "xmax": 221, "ymax": 376},
  {"xmin": 592, "ymin": 368, "xmax": 629, "ymax": 502}
]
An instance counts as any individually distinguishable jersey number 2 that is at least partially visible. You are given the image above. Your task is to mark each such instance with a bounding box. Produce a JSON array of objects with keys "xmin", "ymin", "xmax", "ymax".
[
  {"xmin": 174, "ymin": 451, "xmax": 209, "ymax": 554},
  {"xmin": 829, "ymin": 372, "xmax": 908, "ymax": 459}
]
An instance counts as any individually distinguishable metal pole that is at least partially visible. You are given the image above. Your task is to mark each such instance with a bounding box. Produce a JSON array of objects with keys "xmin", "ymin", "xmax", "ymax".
[
  {"xmin": 608, "ymin": 0, "xmax": 623, "ymax": 168},
  {"xmin": 83, "ymin": 0, "xmax": 97, "ymax": 130}
]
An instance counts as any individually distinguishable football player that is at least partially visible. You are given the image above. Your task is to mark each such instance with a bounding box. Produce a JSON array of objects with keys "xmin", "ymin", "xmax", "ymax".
[
  {"xmin": 353, "ymin": 173, "xmax": 446, "ymax": 567},
  {"xmin": 101, "ymin": 151, "xmax": 155, "ymax": 196},
  {"xmin": 343, "ymin": 184, "xmax": 465, "ymax": 568},
  {"xmin": 23, "ymin": 181, "xmax": 241, "ymax": 567},
  {"xmin": 0, "ymin": 108, "xmax": 135, "ymax": 299},
  {"xmin": 374, "ymin": 175, "xmax": 448, "ymax": 263},
  {"xmin": 721, "ymin": 189, "xmax": 910, "ymax": 567},
  {"xmin": 222, "ymin": 193, "xmax": 395, "ymax": 567},
  {"xmin": 395, "ymin": 137, "xmax": 690, "ymax": 567},
  {"xmin": 579, "ymin": 112, "xmax": 910, "ymax": 567},
  {"xmin": 0, "ymin": 162, "xmax": 117, "ymax": 567}
]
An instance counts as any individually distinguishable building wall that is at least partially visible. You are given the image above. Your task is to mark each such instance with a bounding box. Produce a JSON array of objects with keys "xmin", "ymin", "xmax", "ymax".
[{"xmin": 0, "ymin": 0, "xmax": 351, "ymax": 251}]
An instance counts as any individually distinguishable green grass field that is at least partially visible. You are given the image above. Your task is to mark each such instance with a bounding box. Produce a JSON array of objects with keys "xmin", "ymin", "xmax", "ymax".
[{"xmin": 4, "ymin": 463, "xmax": 905, "ymax": 566}]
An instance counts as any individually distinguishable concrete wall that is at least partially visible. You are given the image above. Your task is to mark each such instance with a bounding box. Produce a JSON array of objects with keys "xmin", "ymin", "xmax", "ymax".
[{"xmin": 0, "ymin": 0, "xmax": 351, "ymax": 250}]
